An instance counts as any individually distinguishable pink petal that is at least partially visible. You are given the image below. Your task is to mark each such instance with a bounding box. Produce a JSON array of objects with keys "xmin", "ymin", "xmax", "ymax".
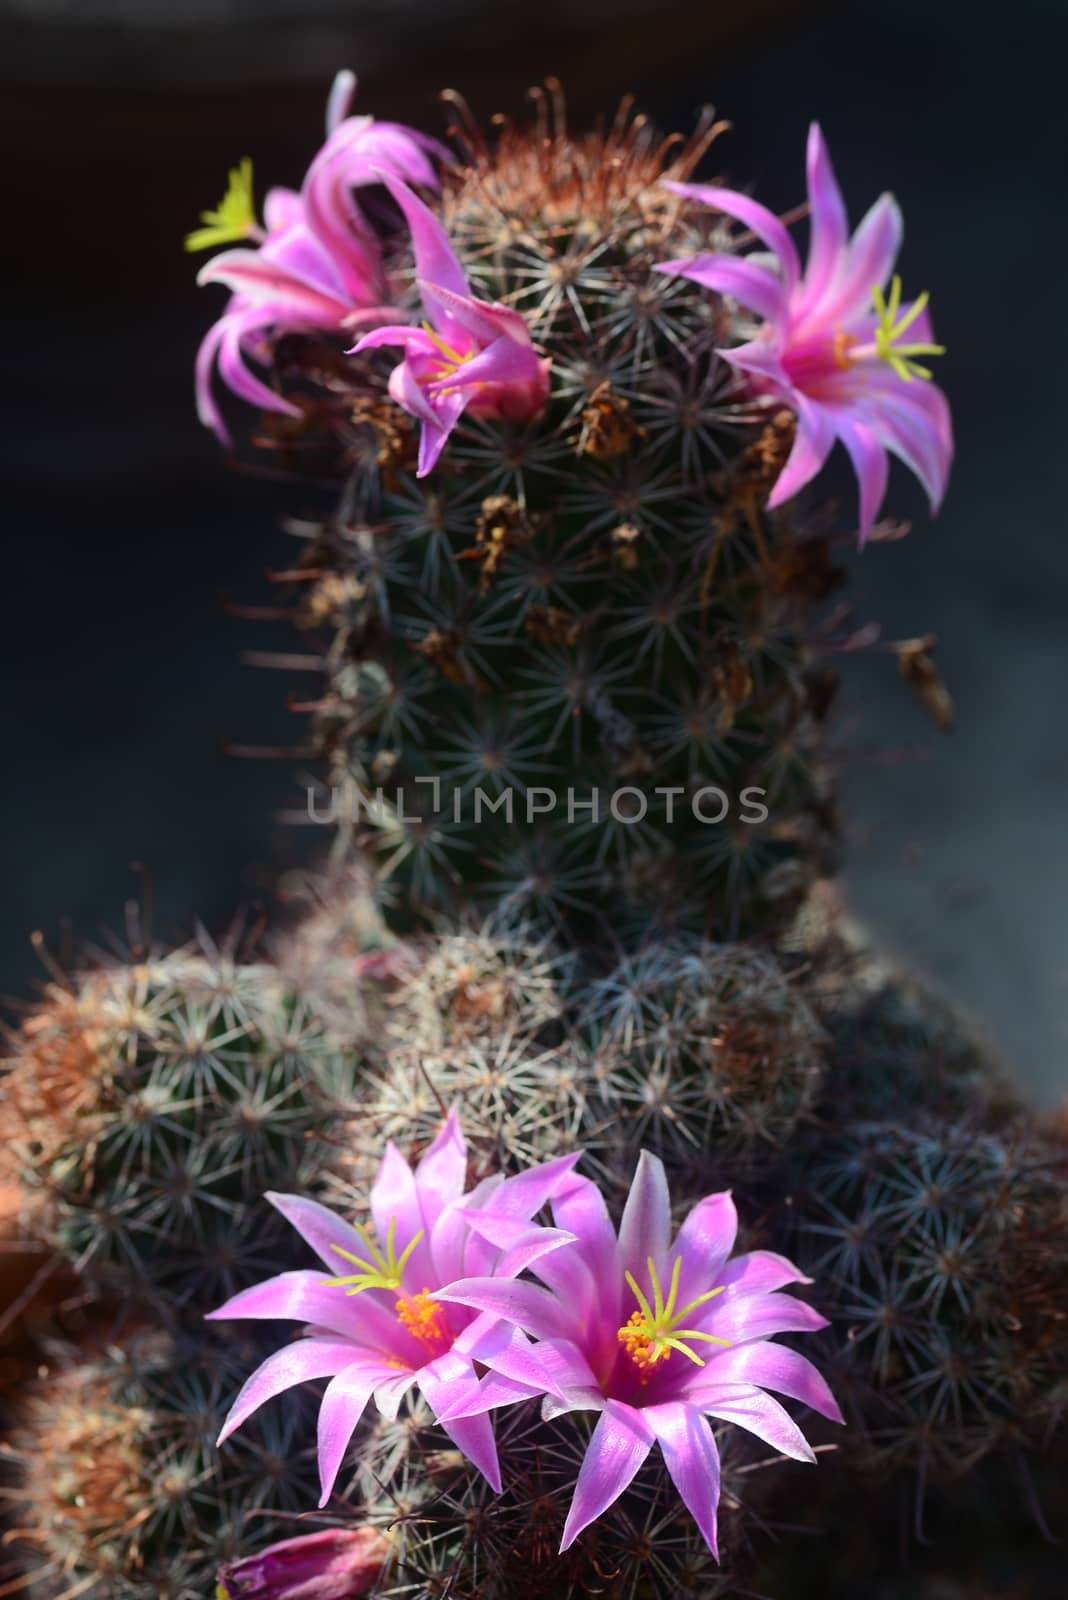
[
  {"xmin": 415, "ymin": 1106, "xmax": 468, "ymax": 1227},
  {"xmin": 197, "ymin": 249, "xmax": 350, "ymax": 320},
  {"xmin": 698, "ymin": 1384, "xmax": 816, "ymax": 1463},
  {"xmin": 418, "ymin": 1356, "xmax": 503, "ymax": 1490},
  {"xmin": 373, "ymin": 1371, "xmax": 418, "ymax": 1422},
  {"xmin": 672, "ymin": 1192, "xmax": 738, "ymax": 1311},
  {"xmin": 813, "ymin": 192, "xmax": 903, "ymax": 329},
  {"xmin": 833, "ymin": 414, "xmax": 889, "ymax": 540},
  {"xmin": 701, "ymin": 1289, "xmax": 828, "ymax": 1347},
  {"xmin": 325, "ymin": 69, "xmax": 357, "ymax": 135},
  {"xmin": 206, "ymin": 1270, "xmax": 362, "ymax": 1340},
  {"xmin": 550, "ymin": 1171, "xmax": 620, "ymax": 1292},
  {"xmin": 701, "ymin": 1342, "xmax": 843, "ymax": 1424},
  {"xmin": 208, "ymin": 308, "xmax": 302, "ymax": 422},
  {"xmin": 715, "ymin": 1248, "xmax": 811, "ymax": 1299},
  {"xmin": 453, "ymin": 1210, "xmax": 576, "ymax": 1280},
  {"xmin": 377, "ymin": 171, "xmax": 470, "ymax": 318},
  {"xmin": 370, "ymin": 1141, "xmax": 433, "ymax": 1286},
  {"xmin": 803, "ymin": 123, "xmax": 848, "ymax": 304},
  {"xmin": 267, "ymin": 1192, "xmax": 378, "ymax": 1275},
  {"xmin": 618, "ymin": 1151, "xmax": 671, "ymax": 1283},
  {"xmin": 483, "ymin": 1151, "xmax": 582, "ymax": 1223},
  {"xmin": 664, "ymin": 180, "xmax": 801, "ymax": 291},
  {"xmin": 262, "ymin": 185, "xmax": 305, "ymax": 235},
  {"xmin": 644, "ymin": 1401, "xmax": 722, "ymax": 1558},
  {"xmin": 655, "ymin": 253, "xmax": 788, "ymax": 327},
  {"xmin": 766, "ymin": 395, "xmax": 836, "ymax": 509},
  {"xmin": 715, "ymin": 338, "xmax": 790, "ymax": 391},
  {"xmin": 454, "ymin": 1318, "xmax": 598, "ymax": 1411},
  {"xmin": 351, "ymin": 323, "xmax": 435, "ymax": 357},
  {"xmin": 424, "ymin": 333, "xmax": 543, "ymax": 397},
  {"xmin": 317, "ymin": 1362, "xmax": 389, "ymax": 1505},
  {"xmin": 436, "ymin": 1276, "xmax": 576, "ymax": 1342},
  {"xmin": 560, "ymin": 1401, "xmax": 655, "ymax": 1552},
  {"xmin": 419, "ymin": 280, "xmax": 533, "ymax": 351},
  {"xmin": 195, "ymin": 319, "xmax": 230, "ymax": 443},
  {"xmin": 857, "ymin": 373, "xmax": 953, "ymax": 511},
  {"xmin": 217, "ymin": 1337, "xmax": 359, "ymax": 1445}
]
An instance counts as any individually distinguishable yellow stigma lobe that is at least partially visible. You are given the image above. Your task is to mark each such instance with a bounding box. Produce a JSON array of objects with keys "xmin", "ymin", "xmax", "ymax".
[
  {"xmin": 617, "ymin": 1255, "xmax": 731, "ymax": 1381},
  {"xmin": 870, "ymin": 274, "xmax": 946, "ymax": 381},
  {"xmin": 396, "ymin": 1288, "xmax": 450, "ymax": 1351},
  {"xmin": 322, "ymin": 1215, "xmax": 425, "ymax": 1295},
  {"xmin": 185, "ymin": 157, "xmax": 257, "ymax": 253}
]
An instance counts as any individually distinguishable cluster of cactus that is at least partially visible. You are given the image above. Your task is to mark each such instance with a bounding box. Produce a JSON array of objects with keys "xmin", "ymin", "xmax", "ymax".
[{"xmin": 1, "ymin": 75, "xmax": 1065, "ymax": 1600}]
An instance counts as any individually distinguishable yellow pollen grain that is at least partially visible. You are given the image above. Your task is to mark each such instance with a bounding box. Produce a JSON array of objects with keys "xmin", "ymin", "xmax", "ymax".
[{"xmin": 396, "ymin": 1288, "xmax": 449, "ymax": 1350}]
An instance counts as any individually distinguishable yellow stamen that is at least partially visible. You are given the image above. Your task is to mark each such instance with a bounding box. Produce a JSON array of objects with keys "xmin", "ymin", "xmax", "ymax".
[
  {"xmin": 870, "ymin": 274, "xmax": 946, "ymax": 382},
  {"xmin": 185, "ymin": 157, "xmax": 257, "ymax": 253},
  {"xmin": 617, "ymin": 1255, "xmax": 731, "ymax": 1381},
  {"xmin": 396, "ymin": 1287, "xmax": 450, "ymax": 1351},
  {"xmin": 321, "ymin": 1215, "xmax": 425, "ymax": 1295}
]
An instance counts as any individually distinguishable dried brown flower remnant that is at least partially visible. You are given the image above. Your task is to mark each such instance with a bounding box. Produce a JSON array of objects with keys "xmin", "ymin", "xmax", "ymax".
[
  {"xmin": 897, "ymin": 633, "xmax": 955, "ymax": 730},
  {"xmin": 578, "ymin": 382, "xmax": 642, "ymax": 459}
]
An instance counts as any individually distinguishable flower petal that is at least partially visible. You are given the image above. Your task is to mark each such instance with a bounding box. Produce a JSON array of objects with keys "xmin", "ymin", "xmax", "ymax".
[
  {"xmin": 436, "ymin": 1276, "xmax": 576, "ymax": 1342},
  {"xmin": 325, "ymin": 69, "xmax": 358, "ymax": 135},
  {"xmin": 453, "ymin": 1319, "xmax": 598, "ymax": 1412},
  {"xmin": 655, "ymin": 253, "xmax": 788, "ymax": 327},
  {"xmin": 814, "ymin": 192, "xmax": 902, "ymax": 328},
  {"xmin": 833, "ymin": 414, "xmax": 889, "ymax": 541},
  {"xmin": 415, "ymin": 1105, "xmax": 468, "ymax": 1227},
  {"xmin": 663, "ymin": 180, "xmax": 801, "ymax": 291},
  {"xmin": 317, "ymin": 1362, "xmax": 386, "ymax": 1505},
  {"xmin": 673, "ymin": 1192, "xmax": 738, "ymax": 1311},
  {"xmin": 803, "ymin": 123, "xmax": 848, "ymax": 303},
  {"xmin": 206, "ymin": 1269, "xmax": 362, "ymax": 1340},
  {"xmin": 419, "ymin": 280, "xmax": 533, "ymax": 351},
  {"xmin": 699, "ymin": 1384, "xmax": 817, "ymax": 1463},
  {"xmin": 217, "ymin": 1337, "xmax": 360, "ymax": 1445},
  {"xmin": 715, "ymin": 1248, "xmax": 811, "ymax": 1299},
  {"xmin": 419, "ymin": 1356, "xmax": 503, "ymax": 1490},
  {"xmin": 484, "ymin": 1151, "xmax": 582, "ymax": 1223},
  {"xmin": 267, "ymin": 1192, "xmax": 378, "ymax": 1275},
  {"xmin": 644, "ymin": 1401, "xmax": 722, "ymax": 1558},
  {"xmin": 701, "ymin": 1289, "xmax": 828, "ymax": 1347},
  {"xmin": 378, "ymin": 172, "xmax": 470, "ymax": 320},
  {"xmin": 618, "ymin": 1150, "xmax": 672, "ymax": 1284},
  {"xmin": 370, "ymin": 1140, "xmax": 431, "ymax": 1281},
  {"xmin": 560, "ymin": 1401, "xmax": 655, "ymax": 1552},
  {"xmin": 700, "ymin": 1342, "xmax": 843, "ymax": 1424},
  {"xmin": 766, "ymin": 396, "xmax": 836, "ymax": 509}
]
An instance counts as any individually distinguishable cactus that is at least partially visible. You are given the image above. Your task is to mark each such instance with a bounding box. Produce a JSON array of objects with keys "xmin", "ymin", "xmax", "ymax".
[
  {"xmin": 2, "ymin": 940, "xmax": 364, "ymax": 1320},
  {"xmin": 257, "ymin": 91, "xmax": 846, "ymax": 954},
  {"xmin": 1, "ymin": 1329, "xmax": 322, "ymax": 1599}
]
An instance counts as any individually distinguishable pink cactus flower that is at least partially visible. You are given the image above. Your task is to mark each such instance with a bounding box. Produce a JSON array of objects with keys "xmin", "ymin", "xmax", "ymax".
[
  {"xmin": 215, "ymin": 1525, "xmax": 389, "ymax": 1599},
  {"xmin": 655, "ymin": 124, "xmax": 952, "ymax": 541},
  {"xmin": 438, "ymin": 1152, "xmax": 842, "ymax": 1557},
  {"xmin": 191, "ymin": 71, "xmax": 444, "ymax": 443},
  {"xmin": 351, "ymin": 173, "xmax": 551, "ymax": 476},
  {"xmin": 207, "ymin": 1109, "xmax": 578, "ymax": 1505}
]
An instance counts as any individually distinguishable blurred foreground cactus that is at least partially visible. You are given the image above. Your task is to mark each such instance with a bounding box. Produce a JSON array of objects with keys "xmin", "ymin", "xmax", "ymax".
[{"xmin": 1, "ymin": 68, "xmax": 1062, "ymax": 1600}]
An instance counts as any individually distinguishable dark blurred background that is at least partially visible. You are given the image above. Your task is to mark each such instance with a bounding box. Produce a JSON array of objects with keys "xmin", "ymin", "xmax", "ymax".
[{"xmin": 2, "ymin": 0, "xmax": 1065, "ymax": 1099}]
